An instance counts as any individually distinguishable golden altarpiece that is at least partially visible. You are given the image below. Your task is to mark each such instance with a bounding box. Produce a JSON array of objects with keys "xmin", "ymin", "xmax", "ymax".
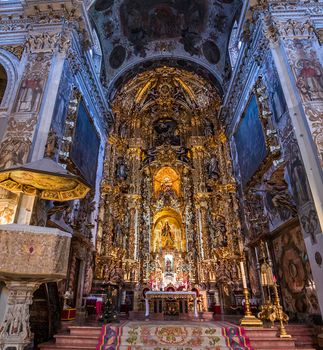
[{"xmin": 95, "ymin": 67, "xmax": 243, "ymax": 312}]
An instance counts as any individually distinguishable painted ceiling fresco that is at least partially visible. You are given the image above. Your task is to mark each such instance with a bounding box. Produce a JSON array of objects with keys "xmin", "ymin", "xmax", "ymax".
[{"xmin": 90, "ymin": 0, "xmax": 241, "ymax": 89}]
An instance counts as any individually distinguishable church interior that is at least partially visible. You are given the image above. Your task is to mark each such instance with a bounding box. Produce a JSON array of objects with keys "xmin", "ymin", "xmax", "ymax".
[{"xmin": 0, "ymin": 0, "xmax": 323, "ymax": 349}]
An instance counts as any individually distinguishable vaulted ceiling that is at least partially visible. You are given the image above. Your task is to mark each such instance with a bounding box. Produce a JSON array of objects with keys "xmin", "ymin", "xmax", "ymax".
[{"xmin": 89, "ymin": 0, "xmax": 242, "ymax": 93}]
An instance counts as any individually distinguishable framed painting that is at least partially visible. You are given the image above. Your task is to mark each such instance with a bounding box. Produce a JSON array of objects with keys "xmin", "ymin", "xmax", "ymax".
[
  {"xmin": 69, "ymin": 100, "xmax": 100, "ymax": 187},
  {"xmin": 234, "ymin": 95, "xmax": 267, "ymax": 186}
]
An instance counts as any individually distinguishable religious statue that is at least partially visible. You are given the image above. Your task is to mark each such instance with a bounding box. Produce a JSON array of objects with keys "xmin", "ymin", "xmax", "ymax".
[
  {"xmin": 204, "ymin": 118, "xmax": 214, "ymax": 136},
  {"xmin": 165, "ymin": 257, "xmax": 172, "ymax": 272},
  {"xmin": 207, "ymin": 155, "xmax": 220, "ymax": 180},
  {"xmin": 63, "ymin": 289, "xmax": 74, "ymax": 309},
  {"xmin": 116, "ymin": 157, "xmax": 128, "ymax": 180},
  {"xmin": 161, "ymin": 220, "xmax": 175, "ymax": 250}
]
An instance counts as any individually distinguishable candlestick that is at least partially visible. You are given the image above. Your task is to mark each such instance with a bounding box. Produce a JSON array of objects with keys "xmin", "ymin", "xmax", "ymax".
[
  {"xmin": 255, "ymin": 247, "xmax": 259, "ymax": 262},
  {"xmin": 273, "ymin": 281, "xmax": 291, "ymax": 338},
  {"xmin": 239, "ymin": 255, "xmax": 263, "ymax": 327}
]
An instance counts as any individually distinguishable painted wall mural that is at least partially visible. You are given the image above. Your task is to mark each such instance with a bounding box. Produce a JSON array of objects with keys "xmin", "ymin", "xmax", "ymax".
[
  {"xmin": 234, "ymin": 95, "xmax": 267, "ymax": 186},
  {"xmin": 273, "ymin": 225, "xmax": 320, "ymax": 317},
  {"xmin": 284, "ymin": 39, "xmax": 323, "ymax": 167},
  {"xmin": 69, "ymin": 101, "xmax": 100, "ymax": 186},
  {"xmin": 90, "ymin": 0, "xmax": 242, "ymax": 86},
  {"xmin": 285, "ymin": 39, "xmax": 323, "ymax": 103},
  {"xmin": 14, "ymin": 53, "xmax": 51, "ymax": 114}
]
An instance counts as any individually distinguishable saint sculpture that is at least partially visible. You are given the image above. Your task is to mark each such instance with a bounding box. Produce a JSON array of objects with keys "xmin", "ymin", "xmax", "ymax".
[{"xmin": 161, "ymin": 220, "xmax": 175, "ymax": 250}]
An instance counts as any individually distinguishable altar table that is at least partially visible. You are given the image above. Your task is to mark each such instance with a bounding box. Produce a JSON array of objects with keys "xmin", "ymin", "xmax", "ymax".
[{"xmin": 145, "ymin": 291, "xmax": 198, "ymax": 318}]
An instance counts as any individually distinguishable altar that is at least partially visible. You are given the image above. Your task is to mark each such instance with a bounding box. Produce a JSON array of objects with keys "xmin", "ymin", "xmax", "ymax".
[{"xmin": 144, "ymin": 291, "xmax": 198, "ymax": 318}]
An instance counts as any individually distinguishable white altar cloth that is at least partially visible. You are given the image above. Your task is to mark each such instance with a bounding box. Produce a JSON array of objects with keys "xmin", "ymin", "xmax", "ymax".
[{"xmin": 144, "ymin": 291, "xmax": 198, "ymax": 318}]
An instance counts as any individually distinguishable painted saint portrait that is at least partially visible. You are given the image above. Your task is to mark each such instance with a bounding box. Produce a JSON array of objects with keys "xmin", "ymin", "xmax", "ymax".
[
  {"xmin": 286, "ymin": 40, "xmax": 323, "ymax": 102},
  {"xmin": 234, "ymin": 95, "xmax": 267, "ymax": 186}
]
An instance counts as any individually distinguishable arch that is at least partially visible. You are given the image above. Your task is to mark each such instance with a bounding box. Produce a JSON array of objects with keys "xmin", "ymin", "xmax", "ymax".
[
  {"xmin": 0, "ymin": 65, "xmax": 7, "ymax": 104},
  {"xmin": 228, "ymin": 20, "xmax": 240, "ymax": 69},
  {"xmin": 0, "ymin": 49, "xmax": 20, "ymax": 109},
  {"xmin": 90, "ymin": 25, "xmax": 103, "ymax": 76},
  {"xmin": 106, "ymin": 56, "xmax": 224, "ymax": 102}
]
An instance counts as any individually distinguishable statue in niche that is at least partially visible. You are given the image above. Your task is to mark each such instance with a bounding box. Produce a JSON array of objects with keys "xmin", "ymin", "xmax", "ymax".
[
  {"xmin": 165, "ymin": 257, "xmax": 173, "ymax": 273},
  {"xmin": 116, "ymin": 157, "xmax": 128, "ymax": 180},
  {"xmin": 204, "ymin": 118, "xmax": 214, "ymax": 136},
  {"xmin": 154, "ymin": 118, "xmax": 180, "ymax": 146},
  {"xmin": 207, "ymin": 155, "xmax": 220, "ymax": 180},
  {"xmin": 161, "ymin": 220, "xmax": 175, "ymax": 250},
  {"xmin": 158, "ymin": 178, "xmax": 177, "ymax": 207},
  {"xmin": 177, "ymin": 146, "xmax": 190, "ymax": 164},
  {"xmin": 112, "ymin": 220, "xmax": 123, "ymax": 246},
  {"xmin": 44, "ymin": 130, "xmax": 58, "ymax": 158}
]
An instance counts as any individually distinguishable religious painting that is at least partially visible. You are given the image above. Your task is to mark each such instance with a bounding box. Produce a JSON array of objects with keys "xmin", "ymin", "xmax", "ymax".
[
  {"xmin": 119, "ymin": 0, "xmax": 206, "ymax": 56},
  {"xmin": 305, "ymin": 105, "xmax": 323, "ymax": 167},
  {"xmin": 263, "ymin": 53, "xmax": 288, "ymax": 123},
  {"xmin": 51, "ymin": 62, "xmax": 73, "ymax": 138},
  {"xmin": 14, "ymin": 53, "xmax": 51, "ymax": 113},
  {"xmin": 154, "ymin": 118, "xmax": 180, "ymax": 146},
  {"xmin": 69, "ymin": 100, "xmax": 100, "ymax": 187},
  {"xmin": 273, "ymin": 225, "xmax": 320, "ymax": 317},
  {"xmin": 120, "ymin": 0, "xmax": 206, "ymax": 41},
  {"xmin": 285, "ymin": 39, "xmax": 323, "ymax": 102},
  {"xmin": 234, "ymin": 95, "xmax": 267, "ymax": 186}
]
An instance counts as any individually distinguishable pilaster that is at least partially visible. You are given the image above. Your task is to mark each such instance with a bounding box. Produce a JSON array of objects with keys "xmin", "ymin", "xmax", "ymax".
[{"xmin": 260, "ymin": 2, "xmax": 323, "ymax": 315}]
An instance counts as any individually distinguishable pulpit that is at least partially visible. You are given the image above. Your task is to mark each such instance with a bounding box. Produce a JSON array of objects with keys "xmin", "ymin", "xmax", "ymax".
[{"xmin": 144, "ymin": 291, "xmax": 198, "ymax": 319}]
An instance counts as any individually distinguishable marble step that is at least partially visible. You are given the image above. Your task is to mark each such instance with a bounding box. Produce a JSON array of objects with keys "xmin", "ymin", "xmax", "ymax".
[
  {"xmin": 54, "ymin": 334, "xmax": 99, "ymax": 346},
  {"xmin": 244, "ymin": 328, "xmax": 278, "ymax": 337},
  {"xmin": 248, "ymin": 337, "xmax": 296, "ymax": 348},
  {"xmin": 68, "ymin": 326, "xmax": 101, "ymax": 336},
  {"xmin": 39, "ymin": 341, "xmax": 95, "ymax": 350}
]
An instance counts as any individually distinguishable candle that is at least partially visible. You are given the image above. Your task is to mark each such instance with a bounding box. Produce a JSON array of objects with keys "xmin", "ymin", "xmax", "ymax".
[{"xmin": 240, "ymin": 260, "xmax": 247, "ymax": 289}]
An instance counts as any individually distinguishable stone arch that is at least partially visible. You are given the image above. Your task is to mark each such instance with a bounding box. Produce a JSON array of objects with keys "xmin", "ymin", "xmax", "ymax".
[{"xmin": 0, "ymin": 48, "xmax": 20, "ymax": 110}]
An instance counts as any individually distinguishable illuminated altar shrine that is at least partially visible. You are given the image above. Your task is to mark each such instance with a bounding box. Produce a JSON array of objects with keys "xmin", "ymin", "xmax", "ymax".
[{"xmin": 95, "ymin": 67, "xmax": 243, "ymax": 316}]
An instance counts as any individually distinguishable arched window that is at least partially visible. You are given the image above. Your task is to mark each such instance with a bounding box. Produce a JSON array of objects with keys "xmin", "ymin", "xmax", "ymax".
[
  {"xmin": 90, "ymin": 27, "xmax": 103, "ymax": 76},
  {"xmin": 228, "ymin": 20, "xmax": 241, "ymax": 70},
  {"xmin": 0, "ymin": 65, "xmax": 7, "ymax": 105}
]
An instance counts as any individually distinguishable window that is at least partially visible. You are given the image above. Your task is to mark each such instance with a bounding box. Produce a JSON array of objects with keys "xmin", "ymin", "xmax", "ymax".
[{"xmin": 0, "ymin": 64, "xmax": 7, "ymax": 105}]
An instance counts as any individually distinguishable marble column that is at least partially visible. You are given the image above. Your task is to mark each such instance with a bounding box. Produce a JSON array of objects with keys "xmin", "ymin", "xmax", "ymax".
[{"xmin": 266, "ymin": 21, "xmax": 323, "ymax": 315}]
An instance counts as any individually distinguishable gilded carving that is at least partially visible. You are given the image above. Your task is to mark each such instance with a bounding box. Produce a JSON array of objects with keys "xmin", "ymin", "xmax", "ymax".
[{"xmin": 96, "ymin": 67, "xmax": 242, "ymax": 305}]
